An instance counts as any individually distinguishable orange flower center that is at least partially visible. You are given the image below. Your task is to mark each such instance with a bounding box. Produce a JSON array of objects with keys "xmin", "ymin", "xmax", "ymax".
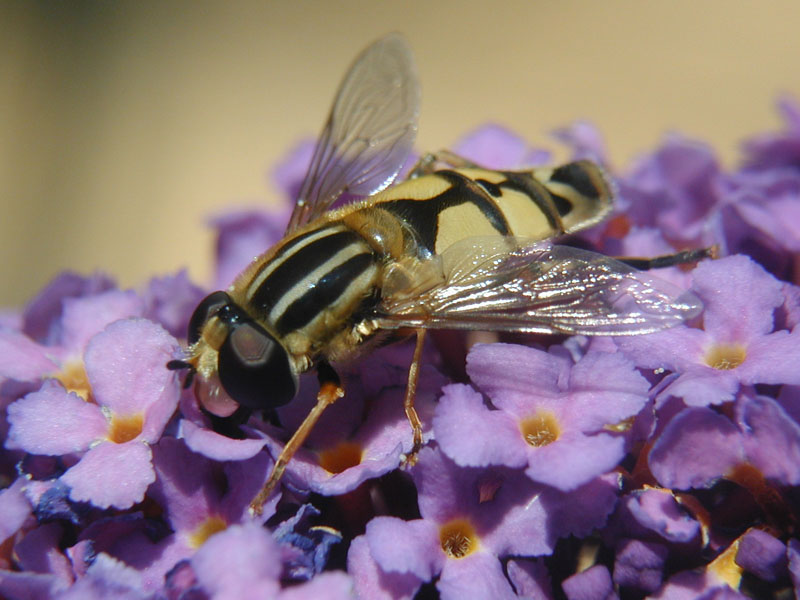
[
  {"xmin": 439, "ymin": 519, "xmax": 479, "ymax": 559},
  {"xmin": 188, "ymin": 516, "xmax": 228, "ymax": 549},
  {"xmin": 54, "ymin": 360, "xmax": 92, "ymax": 401},
  {"xmin": 107, "ymin": 413, "xmax": 144, "ymax": 444},
  {"xmin": 520, "ymin": 411, "xmax": 560, "ymax": 447},
  {"xmin": 318, "ymin": 441, "xmax": 363, "ymax": 474},
  {"xmin": 705, "ymin": 344, "xmax": 746, "ymax": 370}
]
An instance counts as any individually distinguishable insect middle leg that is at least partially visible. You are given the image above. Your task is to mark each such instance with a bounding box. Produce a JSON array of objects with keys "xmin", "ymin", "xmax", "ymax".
[
  {"xmin": 402, "ymin": 328, "xmax": 427, "ymax": 466},
  {"xmin": 408, "ymin": 150, "xmax": 481, "ymax": 178},
  {"xmin": 616, "ymin": 246, "xmax": 717, "ymax": 271},
  {"xmin": 249, "ymin": 361, "xmax": 344, "ymax": 515}
]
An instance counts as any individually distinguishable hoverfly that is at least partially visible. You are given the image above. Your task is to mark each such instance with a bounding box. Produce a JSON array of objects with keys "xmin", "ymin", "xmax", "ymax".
[{"xmin": 168, "ymin": 34, "xmax": 707, "ymax": 515}]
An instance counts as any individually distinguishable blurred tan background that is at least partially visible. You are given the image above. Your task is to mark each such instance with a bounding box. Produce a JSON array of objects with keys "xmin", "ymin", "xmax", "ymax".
[{"xmin": 2, "ymin": 1, "xmax": 799, "ymax": 308}]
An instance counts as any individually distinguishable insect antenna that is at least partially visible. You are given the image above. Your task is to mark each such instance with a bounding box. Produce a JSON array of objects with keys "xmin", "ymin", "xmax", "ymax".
[{"xmin": 166, "ymin": 359, "xmax": 196, "ymax": 389}]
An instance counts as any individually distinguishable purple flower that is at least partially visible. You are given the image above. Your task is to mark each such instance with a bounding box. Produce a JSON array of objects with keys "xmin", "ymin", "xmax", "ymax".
[
  {"xmin": 272, "ymin": 140, "xmax": 316, "ymax": 204},
  {"xmin": 648, "ymin": 393, "xmax": 800, "ymax": 490},
  {"xmin": 19, "ymin": 271, "xmax": 115, "ymax": 346},
  {"xmin": 348, "ymin": 532, "xmax": 422, "ymax": 600},
  {"xmin": 190, "ymin": 523, "xmax": 352, "ymax": 599},
  {"xmin": 0, "ymin": 288, "xmax": 144, "ymax": 397},
  {"xmin": 357, "ymin": 446, "xmax": 618, "ymax": 599},
  {"xmin": 617, "ymin": 255, "xmax": 800, "ymax": 407},
  {"xmin": 561, "ymin": 564, "xmax": 616, "ymax": 600},
  {"xmin": 453, "ymin": 125, "xmax": 551, "ymax": 168},
  {"xmin": 788, "ymin": 539, "xmax": 800, "ymax": 597},
  {"xmin": 210, "ymin": 208, "xmax": 289, "ymax": 291},
  {"xmin": 435, "ymin": 343, "xmax": 649, "ymax": 490},
  {"xmin": 6, "ymin": 319, "xmax": 180, "ymax": 509},
  {"xmin": 618, "ymin": 135, "xmax": 721, "ymax": 247},
  {"xmin": 0, "ymin": 479, "xmax": 32, "ymax": 548},
  {"xmin": 612, "ymin": 539, "xmax": 669, "ymax": 595},
  {"xmin": 506, "ymin": 559, "xmax": 553, "ymax": 600},
  {"xmin": 56, "ymin": 554, "xmax": 148, "ymax": 600},
  {"xmin": 614, "ymin": 487, "xmax": 702, "ymax": 546},
  {"xmin": 742, "ymin": 97, "xmax": 800, "ymax": 170},
  {"xmin": 735, "ymin": 528, "xmax": 787, "ymax": 582},
  {"xmin": 64, "ymin": 436, "xmax": 279, "ymax": 592},
  {"xmin": 141, "ymin": 270, "xmax": 205, "ymax": 339},
  {"xmin": 552, "ymin": 120, "xmax": 610, "ymax": 165}
]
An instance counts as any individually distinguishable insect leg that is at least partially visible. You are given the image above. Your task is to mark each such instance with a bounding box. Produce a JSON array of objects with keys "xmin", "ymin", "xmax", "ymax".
[
  {"xmin": 402, "ymin": 328, "xmax": 427, "ymax": 466},
  {"xmin": 249, "ymin": 361, "xmax": 344, "ymax": 515},
  {"xmin": 615, "ymin": 246, "xmax": 716, "ymax": 271},
  {"xmin": 408, "ymin": 150, "xmax": 481, "ymax": 178}
]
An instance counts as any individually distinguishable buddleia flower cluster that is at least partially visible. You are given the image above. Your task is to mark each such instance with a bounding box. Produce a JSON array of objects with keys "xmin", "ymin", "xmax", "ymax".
[{"xmin": 1, "ymin": 99, "xmax": 800, "ymax": 599}]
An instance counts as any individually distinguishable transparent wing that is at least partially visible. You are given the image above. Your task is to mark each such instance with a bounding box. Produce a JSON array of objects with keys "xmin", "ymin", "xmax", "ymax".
[
  {"xmin": 377, "ymin": 238, "xmax": 703, "ymax": 335},
  {"xmin": 286, "ymin": 33, "xmax": 420, "ymax": 232}
]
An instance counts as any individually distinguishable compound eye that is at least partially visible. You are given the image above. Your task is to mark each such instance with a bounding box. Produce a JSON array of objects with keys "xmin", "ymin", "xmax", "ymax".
[
  {"xmin": 217, "ymin": 321, "xmax": 298, "ymax": 409},
  {"xmin": 188, "ymin": 291, "xmax": 231, "ymax": 345}
]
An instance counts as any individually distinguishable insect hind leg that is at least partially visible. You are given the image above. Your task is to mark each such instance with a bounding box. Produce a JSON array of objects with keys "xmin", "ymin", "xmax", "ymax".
[
  {"xmin": 402, "ymin": 329, "xmax": 427, "ymax": 466},
  {"xmin": 616, "ymin": 246, "xmax": 716, "ymax": 271}
]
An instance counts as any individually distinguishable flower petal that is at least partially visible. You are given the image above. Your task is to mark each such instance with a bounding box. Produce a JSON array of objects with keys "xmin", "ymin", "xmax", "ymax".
[
  {"xmin": 347, "ymin": 535, "xmax": 422, "ymax": 600},
  {"xmin": 524, "ymin": 433, "xmax": 625, "ymax": 491},
  {"xmin": 6, "ymin": 381, "xmax": 107, "ymax": 454},
  {"xmin": 613, "ymin": 539, "xmax": 668, "ymax": 594},
  {"xmin": 692, "ymin": 256, "xmax": 783, "ymax": 342},
  {"xmin": 467, "ymin": 343, "xmax": 566, "ymax": 401},
  {"xmin": 0, "ymin": 329, "xmax": 59, "ymax": 381},
  {"xmin": 737, "ymin": 329, "xmax": 800, "ymax": 386},
  {"xmin": 84, "ymin": 319, "xmax": 179, "ymax": 420},
  {"xmin": 0, "ymin": 479, "xmax": 32, "ymax": 545},
  {"xmin": 61, "ymin": 442, "xmax": 154, "ymax": 509},
  {"xmin": 179, "ymin": 419, "xmax": 267, "ymax": 461},
  {"xmin": 365, "ymin": 517, "xmax": 443, "ymax": 581},
  {"xmin": 649, "ymin": 407, "xmax": 744, "ymax": 489},
  {"xmin": 61, "ymin": 290, "xmax": 144, "ymax": 354},
  {"xmin": 434, "ymin": 384, "xmax": 528, "ymax": 469},
  {"xmin": 738, "ymin": 395, "xmax": 800, "ymax": 485},
  {"xmin": 192, "ymin": 523, "xmax": 282, "ymax": 596},
  {"xmin": 736, "ymin": 528, "xmax": 787, "ymax": 582},
  {"xmin": 438, "ymin": 552, "xmax": 517, "ymax": 600},
  {"xmin": 562, "ymin": 564, "xmax": 614, "ymax": 600}
]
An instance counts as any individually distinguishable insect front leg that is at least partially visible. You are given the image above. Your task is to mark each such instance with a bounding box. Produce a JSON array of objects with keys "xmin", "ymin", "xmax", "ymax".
[
  {"xmin": 408, "ymin": 150, "xmax": 481, "ymax": 178},
  {"xmin": 402, "ymin": 328, "xmax": 427, "ymax": 466},
  {"xmin": 615, "ymin": 246, "xmax": 717, "ymax": 271},
  {"xmin": 249, "ymin": 361, "xmax": 344, "ymax": 515}
]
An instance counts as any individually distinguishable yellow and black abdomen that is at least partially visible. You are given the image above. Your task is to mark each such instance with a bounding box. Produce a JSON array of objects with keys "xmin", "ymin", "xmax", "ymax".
[{"xmin": 370, "ymin": 160, "xmax": 613, "ymax": 257}]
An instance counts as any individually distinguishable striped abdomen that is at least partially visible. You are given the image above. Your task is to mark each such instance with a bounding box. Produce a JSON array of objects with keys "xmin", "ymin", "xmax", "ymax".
[
  {"xmin": 369, "ymin": 160, "xmax": 613, "ymax": 257},
  {"xmin": 235, "ymin": 223, "xmax": 381, "ymax": 345}
]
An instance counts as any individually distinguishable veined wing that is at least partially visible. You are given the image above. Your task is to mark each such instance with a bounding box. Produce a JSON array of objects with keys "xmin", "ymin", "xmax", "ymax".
[
  {"xmin": 377, "ymin": 238, "xmax": 703, "ymax": 336},
  {"xmin": 286, "ymin": 33, "xmax": 420, "ymax": 232}
]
